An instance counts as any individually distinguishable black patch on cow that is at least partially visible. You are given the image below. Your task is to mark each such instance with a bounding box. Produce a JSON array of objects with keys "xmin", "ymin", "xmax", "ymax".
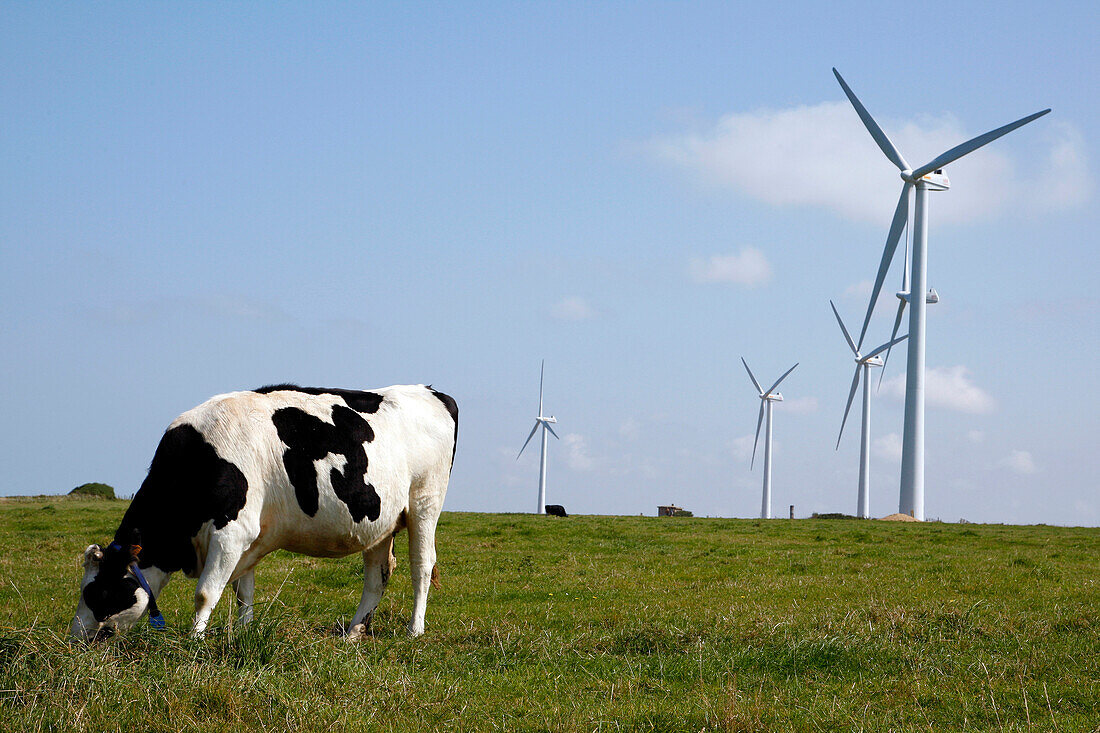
[
  {"xmin": 254, "ymin": 384, "xmax": 384, "ymax": 415},
  {"xmin": 272, "ymin": 404, "xmax": 381, "ymax": 522},
  {"xmin": 114, "ymin": 424, "xmax": 249, "ymax": 576},
  {"xmin": 82, "ymin": 544, "xmax": 141, "ymax": 622},
  {"xmin": 428, "ymin": 388, "xmax": 459, "ymax": 466}
]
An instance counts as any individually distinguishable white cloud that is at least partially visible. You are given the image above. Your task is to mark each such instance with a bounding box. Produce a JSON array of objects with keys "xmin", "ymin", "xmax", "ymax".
[
  {"xmin": 873, "ymin": 432, "xmax": 903, "ymax": 463},
  {"xmin": 841, "ymin": 280, "xmax": 897, "ymax": 317},
  {"xmin": 783, "ymin": 396, "xmax": 819, "ymax": 414},
  {"xmin": 618, "ymin": 418, "xmax": 641, "ymax": 440},
  {"xmin": 1031, "ymin": 122, "xmax": 1092, "ymax": 212},
  {"xmin": 999, "ymin": 450, "xmax": 1037, "ymax": 475},
  {"xmin": 731, "ymin": 434, "xmax": 756, "ymax": 463},
  {"xmin": 651, "ymin": 101, "xmax": 1088, "ymax": 225},
  {"xmin": 562, "ymin": 433, "xmax": 594, "ymax": 471},
  {"xmin": 844, "ymin": 280, "xmax": 872, "ymax": 299},
  {"xmin": 689, "ymin": 248, "xmax": 772, "ymax": 286},
  {"xmin": 550, "ymin": 296, "xmax": 596, "ymax": 321},
  {"xmin": 967, "ymin": 430, "xmax": 985, "ymax": 443},
  {"xmin": 880, "ymin": 365, "xmax": 995, "ymax": 414}
]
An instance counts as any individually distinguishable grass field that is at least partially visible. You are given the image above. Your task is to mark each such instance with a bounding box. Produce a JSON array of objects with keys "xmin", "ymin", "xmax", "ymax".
[{"xmin": 1, "ymin": 497, "xmax": 1097, "ymax": 732}]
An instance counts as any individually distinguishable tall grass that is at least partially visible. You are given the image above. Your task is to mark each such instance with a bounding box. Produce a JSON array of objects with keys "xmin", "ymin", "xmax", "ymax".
[{"xmin": 0, "ymin": 498, "xmax": 1097, "ymax": 731}]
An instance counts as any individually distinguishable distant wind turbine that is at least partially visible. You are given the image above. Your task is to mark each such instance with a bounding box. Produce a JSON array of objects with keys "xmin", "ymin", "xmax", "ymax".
[
  {"xmin": 830, "ymin": 300, "xmax": 908, "ymax": 519},
  {"xmin": 833, "ymin": 67, "xmax": 1049, "ymax": 520},
  {"xmin": 742, "ymin": 358, "xmax": 798, "ymax": 519},
  {"xmin": 517, "ymin": 360, "xmax": 559, "ymax": 514}
]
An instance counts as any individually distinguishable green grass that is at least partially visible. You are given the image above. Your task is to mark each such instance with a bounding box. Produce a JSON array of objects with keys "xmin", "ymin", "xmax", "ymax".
[{"xmin": 1, "ymin": 497, "xmax": 1097, "ymax": 731}]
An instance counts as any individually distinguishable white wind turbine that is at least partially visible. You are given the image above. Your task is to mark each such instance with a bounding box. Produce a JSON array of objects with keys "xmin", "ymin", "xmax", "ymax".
[
  {"xmin": 742, "ymin": 358, "xmax": 798, "ymax": 519},
  {"xmin": 517, "ymin": 360, "xmax": 559, "ymax": 514},
  {"xmin": 833, "ymin": 67, "xmax": 1049, "ymax": 521},
  {"xmin": 830, "ymin": 300, "xmax": 909, "ymax": 519}
]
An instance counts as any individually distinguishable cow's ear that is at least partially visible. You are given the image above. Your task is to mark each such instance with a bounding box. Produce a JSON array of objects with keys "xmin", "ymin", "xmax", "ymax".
[{"xmin": 83, "ymin": 544, "xmax": 104, "ymax": 567}]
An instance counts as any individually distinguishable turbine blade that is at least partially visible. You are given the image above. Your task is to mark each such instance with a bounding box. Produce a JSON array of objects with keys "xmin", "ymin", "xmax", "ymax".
[
  {"xmin": 544, "ymin": 422, "xmax": 560, "ymax": 440},
  {"xmin": 864, "ymin": 332, "xmax": 909, "ymax": 360},
  {"xmin": 836, "ymin": 366, "xmax": 862, "ymax": 449},
  {"xmin": 751, "ymin": 401, "xmax": 765, "ymax": 470},
  {"xmin": 911, "ymin": 108, "xmax": 1051, "ymax": 179},
  {"xmin": 741, "ymin": 357, "xmax": 763, "ymax": 395},
  {"xmin": 878, "ymin": 298, "xmax": 907, "ymax": 389},
  {"xmin": 858, "ymin": 182, "xmax": 911, "ymax": 349},
  {"xmin": 539, "ymin": 360, "xmax": 545, "ymax": 415},
  {"xmin": 766, "ymin": 363, "xmax": 799, "ymax": 396},
  {"xmin": 517, "ymin": 421, "xmax": 539, "ymax": 459},
  {"xmin": 830, "ymin": 300, "xmax": 858, "ymax": 356},
  {"xmin": 833, "ymin": 68, "xmax": 911, "ymax": 172}
]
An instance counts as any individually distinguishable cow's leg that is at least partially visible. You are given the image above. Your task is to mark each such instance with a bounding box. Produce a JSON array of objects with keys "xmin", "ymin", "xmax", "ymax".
[
  {"xmin": 346, "ymin": 536, "xmax": 396, "ymax": 636},
  {"xmin": 192, "ymin": 540, "xmax": 243, "ymax": 637},
  {"xmin": 232, "ymin": 571, "xmax": 255, "ymax": 627},
  {"xmin": 406, "ymin": 477, "xmax": 446, "ymax": 637}
]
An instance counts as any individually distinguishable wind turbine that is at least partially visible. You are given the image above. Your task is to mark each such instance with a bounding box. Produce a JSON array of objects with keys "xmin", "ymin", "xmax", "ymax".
[
  {"xmin": 742, "ymin": 358, "xmax": 798, "ymax": 519},
  {"xmin": 830, "ymin": 300, "xmax": 909, "ymax": 519},
  {"xmin": 833, "ymin": 67, "xmax": 1049, "ymax": 520},
  {"xmin": 517, "ymin": 360, "xmax": 559, "ymax": 514}
]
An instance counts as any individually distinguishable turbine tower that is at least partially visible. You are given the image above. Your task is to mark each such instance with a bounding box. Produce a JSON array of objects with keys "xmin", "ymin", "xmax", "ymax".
[
  {"xmin": 742, "ymin": 358, "xmax": 798, "ymax": 519},
  {"xmin": 833, "ymin": 68, "xmax": 1049, "ymax": 520},
  {"xmin": 830, "ymin": 301, "xmax": 909, "ymax": 519},
  {"xmin": 517, "ymin": 360, "xmax": 559, "ymax": 514}
]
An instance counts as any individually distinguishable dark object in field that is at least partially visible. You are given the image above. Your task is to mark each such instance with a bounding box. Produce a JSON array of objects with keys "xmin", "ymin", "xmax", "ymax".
[
  {"xmin": 69, "ymin": 483, "xmax": 116, "ymax": 500},
  {"xmin": 811, "ymin": 512, "xmax": 858, "ymax": 519},
  {"xmin": 657, "ymin": 505, "xmax": 692, "ymax": 517},
  {"xmin": 545, "ymin": 504, "xmax": 568, "ymax": 517}
]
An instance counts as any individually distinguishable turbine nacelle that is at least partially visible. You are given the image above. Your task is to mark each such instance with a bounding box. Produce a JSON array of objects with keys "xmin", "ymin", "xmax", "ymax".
[
  {"xmin": 762, "ymin": 392, "xmax": 784, "ymax": 402},
  {"xmin": 900, "ymin": 168, "xmax": 950, "ymax": 191},
  {"xmin": 896, "ymin": 289, "xmax": 940, "ymax": 304}
]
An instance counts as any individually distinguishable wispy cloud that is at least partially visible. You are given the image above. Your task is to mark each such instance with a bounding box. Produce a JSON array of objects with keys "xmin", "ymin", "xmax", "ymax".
[
  {"xmin": 562, "ymin": 433, "xmax": 595, "ymax": 471},
  {"xmin": 873, "ymin": 432, "xmax": 903, "ymax": 462},
  {"xmin": 89, "ymin": 294, "xmax": 289, "ymax": 326},
  {"xmin": 998, "ymin": 450, "xmax": 1037, "ymax": 475},
  {"xmin": 783, "ymin": 396, "xmax": 819, "ymax": 414},
  {"xmin": 689, "ymin": 248, "xmax": 772, "ymax": 286},
  {"xmin": 550, "ymin": 296, "xmax": 596, "ymax": 321},
  {"xmin": 880, "ymin": 365, "xmax": 995, "ymax": 414},
  {"xmin": 651, "ymin": 101, "xmax": 1088, "ymax": 224},
  {"xmin": 730, "ymin": 434, "xmax": 756, "ymax": 463}
]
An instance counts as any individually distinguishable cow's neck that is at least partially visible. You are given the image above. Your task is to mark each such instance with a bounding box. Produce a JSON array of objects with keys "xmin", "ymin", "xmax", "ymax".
[
  {"xmin": 140, "ymin": 565, "xmax": 172, "ymax": 598},
  {"xmin": 114, "ymin": 491, "xmax": 199, "ymax": 577}
]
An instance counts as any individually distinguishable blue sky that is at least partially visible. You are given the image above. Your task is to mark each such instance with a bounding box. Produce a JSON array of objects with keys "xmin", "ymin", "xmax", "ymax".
[{"xmin": 2, "ymin": 3, "xmax": 1097, "ymax": 524}]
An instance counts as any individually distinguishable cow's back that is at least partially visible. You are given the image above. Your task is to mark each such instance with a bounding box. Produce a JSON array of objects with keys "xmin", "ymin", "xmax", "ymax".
[{"xmin": 121, "ymin": 385, "xmax": 456, "ymax": 570}]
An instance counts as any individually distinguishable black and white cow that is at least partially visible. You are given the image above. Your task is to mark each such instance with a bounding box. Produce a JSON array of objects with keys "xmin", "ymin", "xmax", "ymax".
[{"xmin": 70, "ymin": 384, "xmax": 457, "ymax": 640}]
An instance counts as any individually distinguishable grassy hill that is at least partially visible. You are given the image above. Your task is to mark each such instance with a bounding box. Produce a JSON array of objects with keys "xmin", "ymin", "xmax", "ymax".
[{"xmin": 1, "ymin": 497, "xmax": 1097, "ymax": 731}]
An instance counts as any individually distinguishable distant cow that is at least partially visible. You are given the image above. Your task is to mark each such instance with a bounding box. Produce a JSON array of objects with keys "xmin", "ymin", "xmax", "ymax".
[
  {"xmin": 545, "ymin": 504, "xmax": 568, "ymax": 517},
  {"xmin": 71, "ymin": 384, "xmax": 457, "ymax": 641}
]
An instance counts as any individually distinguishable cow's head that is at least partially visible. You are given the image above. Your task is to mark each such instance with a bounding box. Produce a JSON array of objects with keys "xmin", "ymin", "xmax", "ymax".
[{"xmin": 70, "ymin": 539, "xmax": 149, "ymax": 641}]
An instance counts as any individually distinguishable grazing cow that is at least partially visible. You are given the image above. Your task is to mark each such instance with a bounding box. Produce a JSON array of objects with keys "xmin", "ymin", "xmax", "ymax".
[
  {"xmin": 70, "ymin": 384, "xmax": 457, "ymax": 641},
  {"xmin": 544, "ymin": 504, "xmax": 568, "ymax": 517}
]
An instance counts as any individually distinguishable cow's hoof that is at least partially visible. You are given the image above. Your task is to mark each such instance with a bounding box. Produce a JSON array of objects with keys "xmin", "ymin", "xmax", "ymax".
[{"xmin": 345, "ymin": 623, "xmax": 368, "ymax": 642}]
